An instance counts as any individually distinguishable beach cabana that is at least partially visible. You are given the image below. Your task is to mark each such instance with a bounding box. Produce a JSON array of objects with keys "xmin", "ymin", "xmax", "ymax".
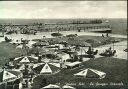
[
  {"xmin": 56, "ymin": 52, "xmax": 70, "ymax": 62},
  {"xmin": 74, "ymin": 68, "xmax": 106, "ymax": 79},
  {"xmin": 65, "ymin": 61, "xmax": 82, "ymax": 69},
  {"xmin": 14, "ymin": 56, "xmax": 38, "ymax": 64},
  {"xmin": 33, "ymin": 62, "xmax": 60, "ymax": 74},
  {"xmin": 42, "ymin": 84, "xmax": 60, "ymax": 89}
]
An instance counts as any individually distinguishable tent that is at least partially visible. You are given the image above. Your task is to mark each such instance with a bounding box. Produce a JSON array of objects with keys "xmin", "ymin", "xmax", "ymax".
[
  {"xmin": 74, "ymin": 68, "xmax": 106, "ymax": 79},
  {"xmin": 33, "ymin": 62, "xmax": 60, "ymax": 74},
  {"xmin": 0, "ymin": 69, "xmax": 22, "ymax": 83},
  {"xmin": 14, "ymin": 56, "xmax": 38, "ymax": 64},
  {"xmin": 42, "ymin": 84, "xmax": 60, "ymax": 89}
]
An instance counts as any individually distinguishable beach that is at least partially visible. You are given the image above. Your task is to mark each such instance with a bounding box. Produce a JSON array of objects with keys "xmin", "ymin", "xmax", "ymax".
[{"xmin": 0, "ymin": 31, "xmax": 127, "ymax": 43}]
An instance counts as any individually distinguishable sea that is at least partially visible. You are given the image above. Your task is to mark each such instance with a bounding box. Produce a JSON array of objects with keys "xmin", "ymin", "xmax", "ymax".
[
  {"xmin": 0, "ymin": 18, "xmax": 127, "ymax": 35},
  {"xmin": 0, "ymin": 18, "xmax": 127, "ymax": 42}
]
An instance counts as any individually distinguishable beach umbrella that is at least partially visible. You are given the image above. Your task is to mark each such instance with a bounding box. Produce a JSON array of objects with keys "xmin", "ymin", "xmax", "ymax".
[
  {"xmin": 42, "ymin": 84, "xmax": 60, "ymax": 89},
  {"xmin": 33, "ymin": 62, "xmax": 60, "ymax": 74},
  {"xmin": 41, "ymin": 84, "xmax": 75, "ymax": 89},
  {"xmin": 0, "ymin": 69, "xmax": 22, "ymax": 83},
  {"xmin": 62, "ymin": 85, "xmax": 75, "ymax": 89},
  {"xmin": 14, "ymin": 56, "xmax": 38, "ymax": 64},
  {"xmin": 74, "ymin": 68, "xmax": 106, "ymax": 79}
]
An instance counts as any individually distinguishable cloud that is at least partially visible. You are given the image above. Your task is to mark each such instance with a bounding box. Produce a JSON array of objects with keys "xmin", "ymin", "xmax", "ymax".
[{"xmin": 0, "ymin": 1, "xmax": 127, "ymax": 19}]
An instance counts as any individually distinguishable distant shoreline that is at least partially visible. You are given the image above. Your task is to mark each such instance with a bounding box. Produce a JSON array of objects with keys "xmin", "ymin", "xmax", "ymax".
[{"xmin": 0, "ymin": 18, "xmax": 127, "ymax": 35}]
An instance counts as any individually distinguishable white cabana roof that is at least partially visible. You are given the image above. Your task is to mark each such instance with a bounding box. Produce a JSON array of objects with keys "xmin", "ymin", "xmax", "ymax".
[
  {"xmin": 74, "ymin": 68, "xmax": 106, "ymax": 79},
  {"xmin": 43, "ymin": 84, "xmax": 60, "ymax": 89},
  {"xmin": 57, "ymin": 53, "xmax": 70, "ymax": 61},
  {"xmin": 49, "ymin": 63, "xmax": 61, "ymax": 68},
  {"xmin": 42, "ymin": 84, "xmax": 75, "ymax": 89},
  {"xmin": 62, "ymin": 85, "xmax": 75, "ymax": 89},
  {"xmin": 66, "ymin": 61, "xmax": 81, "ymax": 67}
]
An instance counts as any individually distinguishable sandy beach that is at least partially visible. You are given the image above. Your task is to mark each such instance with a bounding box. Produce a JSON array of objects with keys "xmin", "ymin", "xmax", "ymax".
[
  {"xmin": 94, "ymin": 40, "xmax": 127, "ymax": 60},
  {"xmin": 0, "ymin": 31, "xmax": 127, "ymax": 43},
  {"xmin": 0, "ymin": 31, "xmax": 127, "ymax": 60}
]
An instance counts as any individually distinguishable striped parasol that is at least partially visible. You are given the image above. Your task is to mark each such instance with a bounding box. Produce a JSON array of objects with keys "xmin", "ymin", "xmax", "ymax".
[
  {"xmin": 74, "ymin": 68, "xmax": 106, "ymax": 79},
  {"xmin": 0, "ymin": 69, "xmax": 22, "ymax": 83},
  {"xmin": 33, "ymin": 62, "xmax": 60, "ymax": 74},
  {"xmin": 14, "ymin": 56, "xmax": 38, "ymax": 64}
]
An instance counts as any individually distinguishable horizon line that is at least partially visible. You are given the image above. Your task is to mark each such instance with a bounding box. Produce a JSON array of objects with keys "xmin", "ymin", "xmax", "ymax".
[{"xmin": 0, "ymin": 17, "xmax": 127, "ymax": 19}]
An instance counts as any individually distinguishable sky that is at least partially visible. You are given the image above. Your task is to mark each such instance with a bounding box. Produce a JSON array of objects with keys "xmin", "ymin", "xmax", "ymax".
[{"xmin": 0, "ymin": 1, "xmax": 127, "ymax": 19}]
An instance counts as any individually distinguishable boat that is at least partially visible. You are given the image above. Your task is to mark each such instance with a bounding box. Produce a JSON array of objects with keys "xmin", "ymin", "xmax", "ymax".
[{"xmin": 99, "ymin": 47, "xmax": 116, "ymax": 57}]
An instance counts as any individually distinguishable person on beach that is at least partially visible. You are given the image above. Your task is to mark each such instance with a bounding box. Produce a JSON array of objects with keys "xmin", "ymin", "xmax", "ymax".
[
  {"xmin": 102, "ymin": 34, "xmax": 104, "ymax": 37},
  {"xmin": 106, "ymin": 33, "xmax": 109, "ymax": 37}
]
